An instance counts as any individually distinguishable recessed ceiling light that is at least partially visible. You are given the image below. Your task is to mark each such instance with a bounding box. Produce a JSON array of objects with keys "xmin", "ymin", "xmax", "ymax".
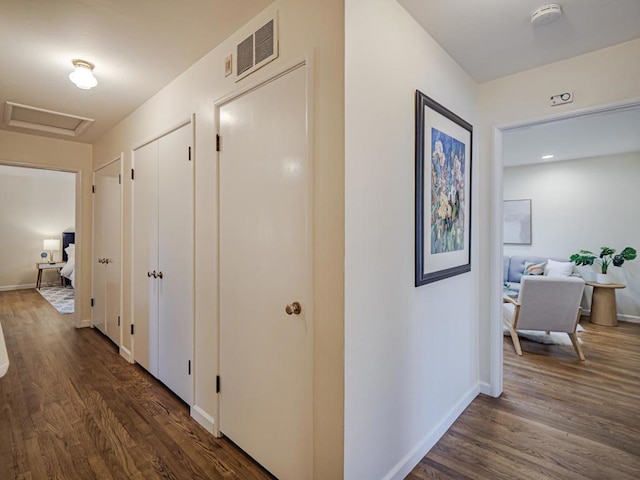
[
  {"xmin": 69, "ymin": 59, "xmax": 98, "ymax": 90},
  {"xmin": 541, "ymin": 154, "xmax": 554, "ymax": 159}
]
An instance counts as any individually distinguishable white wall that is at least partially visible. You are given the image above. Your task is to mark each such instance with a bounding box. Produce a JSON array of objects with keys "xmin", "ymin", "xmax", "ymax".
[
  {"xmin": 0, "ymin": 130, "xmax": 92, "ymax": 325},
  {"xmin": 0, "ymin": 166, "xmax": 75, "ymax": 289},
  {"xmin": 478, "ymin": 38, "xmax": 640, "ymax": 388},
  {"xmin": 345, "ymin": 1, "xmax": 479, "ymax": 478},
  {"xmin": 504, "ymin": 152, "xmax": 640, "ymax": 320},
  {"xmin": 92, "ymin": 1, "xmax": 344, "ymax": 477}
]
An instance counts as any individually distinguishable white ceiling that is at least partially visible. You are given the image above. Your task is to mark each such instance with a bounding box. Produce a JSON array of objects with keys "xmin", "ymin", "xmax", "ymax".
[
  {"xmin": 397, "ymin": 0, "xmax": 640, "ymax": 83},
  {"xmin": 0, "ymin": 0, "xmax": 272, "ymax": 143},
  {"xmin": 503, "ymin": 104, "xmax": 640, "ymax": 167}
]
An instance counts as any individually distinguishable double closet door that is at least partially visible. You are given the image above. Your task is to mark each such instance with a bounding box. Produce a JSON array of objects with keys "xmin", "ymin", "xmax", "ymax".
[
  {"xmin": 92, "ymin": 159, "xmax": 121, "ymax": 346},
  {"xmin": 132, "ymin": 121, "xmax": 194, "ymax": 405}
]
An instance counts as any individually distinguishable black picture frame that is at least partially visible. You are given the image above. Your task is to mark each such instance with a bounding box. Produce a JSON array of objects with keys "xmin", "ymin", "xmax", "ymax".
[{"xmin": 415, "ymin": 90, "xmax": 472, "ymax": 286}]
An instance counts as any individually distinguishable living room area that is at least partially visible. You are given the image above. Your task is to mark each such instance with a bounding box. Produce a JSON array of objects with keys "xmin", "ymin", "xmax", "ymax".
[{"xmin": 501, "ymin": 103, "xmax": 640, "ymax": 354}]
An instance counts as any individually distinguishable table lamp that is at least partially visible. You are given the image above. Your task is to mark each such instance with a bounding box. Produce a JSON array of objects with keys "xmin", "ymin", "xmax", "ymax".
[{"xmin": 43, "ymin": 238, "xmax": 61, "ymax": 263}]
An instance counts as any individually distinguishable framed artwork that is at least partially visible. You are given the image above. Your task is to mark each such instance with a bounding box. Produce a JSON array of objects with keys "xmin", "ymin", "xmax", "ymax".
[
  {"xmin": 415, "ymin": 90, "xmax": 472, "ymax": 286},
  {"xmin": 503, "ymin": 199, "xmax": 532, "ymax": 245}
]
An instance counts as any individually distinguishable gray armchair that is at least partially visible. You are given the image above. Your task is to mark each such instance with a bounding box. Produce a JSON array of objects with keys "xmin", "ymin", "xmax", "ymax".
[{"xmin": 502, "ymin": 275, "xmax": 586, "ymax": 360}]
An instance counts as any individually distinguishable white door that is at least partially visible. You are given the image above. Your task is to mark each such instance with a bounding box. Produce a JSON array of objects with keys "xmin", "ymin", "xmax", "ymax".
[
  {"xmin": 158, "ymin": 123, "xmax": 194, "ymax": 404},
  {"xmin": 102, "ymin": 160, "xmax": 122, "ymax": 345},
  {"xmin": 219, "ymin": 65, "xmax": 312, "ymax": 480},
  {"xmin": 92, "ymin": 159, "xmax": 121, "ymax": 340},
  {"xmin": 132, "ymin": 141, "xmax": 159, "ymax": 375}
]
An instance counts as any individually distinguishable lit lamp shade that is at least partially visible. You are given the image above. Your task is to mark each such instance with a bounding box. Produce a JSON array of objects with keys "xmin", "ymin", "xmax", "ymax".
[{"xmin": 43, "ymin": 238, "xmax": 61, "ymax": 262}]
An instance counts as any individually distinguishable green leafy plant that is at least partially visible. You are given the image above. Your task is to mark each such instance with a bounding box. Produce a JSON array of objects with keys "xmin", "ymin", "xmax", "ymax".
[{"xmin": 570, "ymin": 246, "xmax": 637, "ymax": 274}]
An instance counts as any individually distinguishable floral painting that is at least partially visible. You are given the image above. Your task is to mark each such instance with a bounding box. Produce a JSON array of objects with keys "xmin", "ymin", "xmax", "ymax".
[
  {"xmin": 430, "ymin": 128, "xmax": 465, "ymax": 254},
  {"xmin": 415, "ymin": 90, "xmax": 472, "ymax": 286}
]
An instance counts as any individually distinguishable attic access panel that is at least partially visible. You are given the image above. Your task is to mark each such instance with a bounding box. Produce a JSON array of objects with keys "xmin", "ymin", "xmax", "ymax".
[{"xmin": 4, "ymin": 101, "xmax": 94, "ymax": 137}]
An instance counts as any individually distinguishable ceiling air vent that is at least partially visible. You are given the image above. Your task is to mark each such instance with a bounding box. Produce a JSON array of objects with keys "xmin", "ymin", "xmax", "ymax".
[
  {"xmin": 235, "ymin": 16, "xmax": 279, "ymax": 82},
  {"xmin": 4, "ymin": 101, "xmax": 94, "ymax": 137}
]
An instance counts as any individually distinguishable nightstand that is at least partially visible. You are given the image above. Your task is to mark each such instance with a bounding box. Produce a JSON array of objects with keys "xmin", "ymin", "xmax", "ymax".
[{"xmin": 36, "ymin": 262, "xmax": 66, "ymax": 289}]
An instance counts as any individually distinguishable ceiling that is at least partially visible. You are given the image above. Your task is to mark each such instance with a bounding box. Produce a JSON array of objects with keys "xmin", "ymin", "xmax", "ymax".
[
  {"xmin": 0, "ymin": 0, "xmax": 272, "ymax": 143},
  {"xmin": 398, "ymin": 0, "xmax": 640, "ymax": 83},
  {"xmin": 503, "ymin": 104, "xmax": 640, "ymax": 167}
]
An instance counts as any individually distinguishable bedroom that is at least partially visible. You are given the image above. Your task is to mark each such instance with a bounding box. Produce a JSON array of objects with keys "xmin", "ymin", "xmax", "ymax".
[{"xmin": 0, "ymin": 165, "xmax": 76, "ymax": 314}]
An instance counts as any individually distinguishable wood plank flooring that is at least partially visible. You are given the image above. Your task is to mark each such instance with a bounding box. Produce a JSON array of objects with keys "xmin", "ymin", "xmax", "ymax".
[
  {"xmin": 0, "ymin": 289, "xmax": 275, "ymax": 480},
  {"xmin": 3, "ymin": 289, "xmax": 640, "ymax": 479},
  {"xmin": 407, "ymin": 318, "xmax": 640, "ymax": 480}
]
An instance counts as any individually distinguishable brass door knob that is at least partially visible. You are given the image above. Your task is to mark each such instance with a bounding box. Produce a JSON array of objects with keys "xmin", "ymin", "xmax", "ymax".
[{"xmin": 285, "ymin": 302, "xmax": 302, "ymax": 315}]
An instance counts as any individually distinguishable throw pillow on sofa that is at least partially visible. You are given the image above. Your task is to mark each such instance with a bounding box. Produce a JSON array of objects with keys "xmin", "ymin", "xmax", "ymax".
[
  {"xmin": 523, "ymin": 261, "xmax": 546, "ymax": 276},
  {"xmin": 544, "ymin": 259, "xmax": 573, "ymax": 277}
]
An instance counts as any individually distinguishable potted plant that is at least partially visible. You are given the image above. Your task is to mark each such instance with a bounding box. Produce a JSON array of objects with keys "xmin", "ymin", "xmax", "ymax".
[{"xmin": 570, "ymin": 246, "xmax": 637, "ymax": 284}]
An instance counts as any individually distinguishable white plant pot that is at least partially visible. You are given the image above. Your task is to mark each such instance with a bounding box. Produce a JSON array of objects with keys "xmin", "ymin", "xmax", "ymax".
[{"xmin": 597, "ymin": 273, "xmax": 612, "ymax": 284}]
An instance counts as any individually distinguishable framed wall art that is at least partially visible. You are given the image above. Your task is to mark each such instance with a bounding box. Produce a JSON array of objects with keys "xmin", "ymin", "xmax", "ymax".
[
  {"xmin": 503, "ymin": 199, "xmax": 532, "ymax": 245},
  {"xmin": 415, "ymin": 90, "xmax": 472, "ymax": 286}
]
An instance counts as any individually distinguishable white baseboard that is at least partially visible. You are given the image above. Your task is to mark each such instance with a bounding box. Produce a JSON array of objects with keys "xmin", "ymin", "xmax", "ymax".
[
  {"xmin": 582, "ymin": 309, "xmax": 640, "ymax": 324},
  {"xmin": 479, "ymin": 381, "xmax": 496, "ymax": 396},
  {"xmin": 0, "ymin": 284, "xmax": 36, "ymax": 292},
  {"xmin": 191, "ymin": 405, "xmax": 215, "ymax": 434},
  {"xmin": 383, "ymin": 383, "xmax": 481, "ymax": 480},
  {"xmin": 119, "ymin": 346, "xmax": 134, "ymax": 363},
  {"xmin": 78, "ymin": 318, "xmax": 92, "ymax": 328}
]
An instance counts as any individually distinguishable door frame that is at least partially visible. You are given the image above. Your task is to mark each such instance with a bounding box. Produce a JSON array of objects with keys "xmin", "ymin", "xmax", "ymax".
[
  {"xmin": 130, "ymin": 115, "xmax": 196, "ymax": 401},
  {"xmin": 91, "ymin": 154, "xmax": 124, "ymax": 348},
  {"xmin": 0, "ymin": 160, "xmax": 83, "ymax": 328},
  {"xmin": 213, "ymin": 55, "xmax": 316, "ymax": 439},
  {"xmin": 488, "ymin": 96, "xmax": 640, "ymax": 397}
]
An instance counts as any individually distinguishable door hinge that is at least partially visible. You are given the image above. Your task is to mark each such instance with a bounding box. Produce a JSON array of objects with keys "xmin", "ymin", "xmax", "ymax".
[
  {"xmin": 131, "ymin": 168, "xmax": 135, "ymax": 180},
  {"xmin": 188, "ymin": 146, "xmax": 192, "ymax": 161},
  {"xmin": 188, "ymin": 360, "xmax": 191, "ymax": 375},
  {"xmin": 118, "ymin": 174, "xmax": 122, "ymax": 184},
  {"xmin": 117, "ymin": 316, "xmax": 121, "ymax": 327},
  {"xmin": 216, "ymin": 134, "xmax": 220, "ymax": 152},
  {"xmin": 130, "ymin": 324, "xmax": 134, "ymax": 335},
  {"xmin": 91, "ymin": 298, "xmax": 94, "ymax": 307},
  {"xmin": 216, "ymin": 375, "xmax": 221, "ymax": 393},
  {"xmin": 92, "ymin": 185, "xmax": 95, "ymax": 193}
]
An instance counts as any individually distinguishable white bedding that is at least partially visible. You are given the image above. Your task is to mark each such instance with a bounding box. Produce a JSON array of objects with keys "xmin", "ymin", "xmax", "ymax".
[{"xmin": 60, "ymin": 244, "xmax": 75, "ymax": 287}]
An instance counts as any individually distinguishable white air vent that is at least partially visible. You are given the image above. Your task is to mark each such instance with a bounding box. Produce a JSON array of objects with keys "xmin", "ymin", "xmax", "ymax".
[
  {"xmin": 4, "ymin": 101, "xmax": 94, "ymax": 137},
  {"xmin": 235, "ymin": 15, "xmax": 279, "ymax": 82}
]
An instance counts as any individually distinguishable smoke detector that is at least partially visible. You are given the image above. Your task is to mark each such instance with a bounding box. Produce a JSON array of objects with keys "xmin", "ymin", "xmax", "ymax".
[{"xmin": 531, "ymin": 4, "xmax": 562, "ymax": 27}]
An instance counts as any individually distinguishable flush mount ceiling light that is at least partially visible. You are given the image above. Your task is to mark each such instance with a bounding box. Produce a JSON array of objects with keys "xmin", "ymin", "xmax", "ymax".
[
  {"xmin": 69, "ymin": 59, "xmax": 98, "ymax": 89},
  {"xmin": 531, "ymin": 4, "xmax": 563, "ymax": 27}
]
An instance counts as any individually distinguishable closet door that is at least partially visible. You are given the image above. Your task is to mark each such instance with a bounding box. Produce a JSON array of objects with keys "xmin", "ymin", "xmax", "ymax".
[
  {"xmin": 102, "ymin": 160, "xmax": 122, "ymax": 345},
  {"xmin": 157, "ymin": 123, "xmax": 193, "ymax": 404},
  {"xmin": 92, "ymin": 171, "xmax": 107, "ymax": 335},
  {"xmin": 132, "ymin": 141, "xmax": 160, "ymax": 376}
]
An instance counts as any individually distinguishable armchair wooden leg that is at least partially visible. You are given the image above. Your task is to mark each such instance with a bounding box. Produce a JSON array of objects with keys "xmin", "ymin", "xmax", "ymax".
[
  {"xmin": 568, "ymin": 333, "xmax": 585, "ymax": 361},
  {"xmin": 503, "ymin": 318, "xmax": 523, "ymax": 356}
]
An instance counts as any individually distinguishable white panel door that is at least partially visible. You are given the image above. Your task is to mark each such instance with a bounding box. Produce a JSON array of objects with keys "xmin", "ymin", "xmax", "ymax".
[
  {"xmin": 102, "ymin": 160, "xmax": 122, "ymax": 345},
  {"xmin": 219, "ymin": 65, "xmax": 312, "ymax": 480},
  {"xmin": 158, "ymin": 123, "xmax": 193, "ymax": 404},
  {"xmin": 133, "ymin": 141, "xmax": 159, "ymax": 375},
  {"xmin": 92, "ymin": 170, "xmax": 107, "ymax": 335}
]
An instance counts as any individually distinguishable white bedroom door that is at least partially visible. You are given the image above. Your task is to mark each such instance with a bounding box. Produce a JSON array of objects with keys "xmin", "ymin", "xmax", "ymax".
[
  {"xmin": 92, "ymin": 158, "xmax": 121, "ymax": 345},
  {"xmin": 219, "ymin": 64, "xmax": 312, "ymax": 480}
]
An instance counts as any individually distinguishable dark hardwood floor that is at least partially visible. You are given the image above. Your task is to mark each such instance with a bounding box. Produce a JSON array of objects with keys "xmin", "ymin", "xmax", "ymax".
[
  {"xmin": 408, "ymin": 318, "xmax": 640, "ymax": 480},
  {"xmin": 0, "ymin": 289, "xmax": 275, "ymax": 480},
  {"xmin": 3, "ymin": 289, "xmax": 640, "ymax": 479}
]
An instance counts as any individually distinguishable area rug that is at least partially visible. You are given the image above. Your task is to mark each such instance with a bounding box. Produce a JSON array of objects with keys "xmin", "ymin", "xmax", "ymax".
[
  {"xmin": 36, "ymin": 286, "xmax": 75, "ymax": 315},
  {"xmin": 503, "ymin": 324, "xmax": 584, "ymax": 345}
]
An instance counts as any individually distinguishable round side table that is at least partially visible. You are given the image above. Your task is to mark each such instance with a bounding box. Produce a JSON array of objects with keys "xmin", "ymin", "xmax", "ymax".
[{"xmin": 585, "ymin": 281, "xmax": 625, "ymax": 327}]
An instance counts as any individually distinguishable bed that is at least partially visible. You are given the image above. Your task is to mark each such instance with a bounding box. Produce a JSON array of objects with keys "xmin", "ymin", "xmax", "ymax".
[{"xmin": 60, "ymin": 231, "xmax": 75, "ymax": 287}]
